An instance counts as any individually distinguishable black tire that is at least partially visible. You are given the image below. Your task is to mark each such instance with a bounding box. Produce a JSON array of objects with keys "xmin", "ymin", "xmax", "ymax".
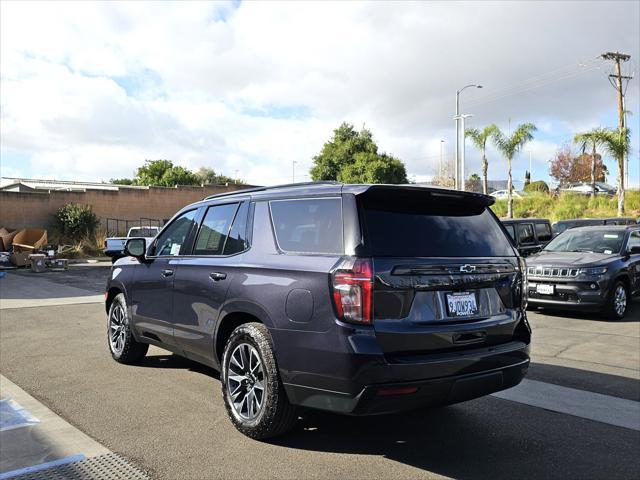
[
  {"xmin": 107, "ymin": 293, "xmax": 149, "ymax": 364},
  {"xmin": 605, "ymin": 281, "xmax": 628, "ymax": 320},
  {"xmin": 221, "ymin": 323, "xmax": 297, "ymax": 439}
]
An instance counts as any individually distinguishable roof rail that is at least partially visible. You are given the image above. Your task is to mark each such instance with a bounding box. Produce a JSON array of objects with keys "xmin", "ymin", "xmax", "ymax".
[{"xmin": 203, "ymin": 181, "xmax": 341, "ymax": 200}]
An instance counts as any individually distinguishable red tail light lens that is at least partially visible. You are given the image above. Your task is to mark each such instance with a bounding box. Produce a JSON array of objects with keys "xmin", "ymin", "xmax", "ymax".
[{"xmin": 331, "ymin": 257, "xmax": 373, "ymax": 324}]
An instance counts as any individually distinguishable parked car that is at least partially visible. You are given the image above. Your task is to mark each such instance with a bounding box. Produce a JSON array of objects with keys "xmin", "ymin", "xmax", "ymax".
[
  {"xmin": 558, "ymin": 182, "xmax": 616, "ymax": 196},
  {"xmin": 104, "ymin": 226, "xmax": 160, "ymax": 263},
  {"xmin": 501, "ymin": 218, "xmax": 553, "ymax": 257},
  {"xmin": 526, "ymin": 225, "xmax": 640, "ymax": 319},
  {"xmin": 105, "ymin": 182, "xmax": 530, "ymax": 439},
  {"xmin": 552, "ymin": 217, "xmax": 636, "ymax": 236},
  {"xmin": 490, "ymin": 189, "xmax": 523, "ymax": 200}
]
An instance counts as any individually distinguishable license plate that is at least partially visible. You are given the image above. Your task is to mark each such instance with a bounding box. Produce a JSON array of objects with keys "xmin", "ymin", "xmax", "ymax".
[
  {"xmin": 536, "ymin": 284, "xmax": 555, "ymax": 295},
  {"xmin": 446, "ymin": 292, "xmax": 478, "ymax": 317}
]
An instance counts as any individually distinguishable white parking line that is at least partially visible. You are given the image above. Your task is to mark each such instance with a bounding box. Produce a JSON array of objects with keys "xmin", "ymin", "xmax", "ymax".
[{"xmin": 493, "ymin": 379, "xmax": 640, "ymax": 431}]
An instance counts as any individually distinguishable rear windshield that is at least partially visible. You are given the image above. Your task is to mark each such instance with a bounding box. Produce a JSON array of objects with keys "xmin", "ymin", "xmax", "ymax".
[{"xmin": 359, "ymin": 193, "xmax": 515, "ymax": 257}]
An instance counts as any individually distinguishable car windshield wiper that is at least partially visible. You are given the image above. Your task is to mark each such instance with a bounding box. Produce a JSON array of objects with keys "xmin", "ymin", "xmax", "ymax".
[{"xmin": 569, "ymin": 248, "xmax": 594, "ymax": 253}]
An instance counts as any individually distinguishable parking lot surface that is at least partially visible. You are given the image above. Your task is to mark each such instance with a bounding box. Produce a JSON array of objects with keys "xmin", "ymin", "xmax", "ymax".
[{"xmin": 1, "ymin": 265, "xmax": 639, "ymax": 479}]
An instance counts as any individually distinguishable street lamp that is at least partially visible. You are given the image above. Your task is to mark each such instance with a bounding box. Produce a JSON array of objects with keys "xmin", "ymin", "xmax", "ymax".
[
  {"xmin": 455, "ymin": 84, "xmax": 482, "ymax": 189},
  {"xmin": 292, "ymin": 161, "xmax": 297, "ymax": 183},
  {"xmin": 453, "ymin": 114, "xmax": 474, "ymax": 191}
]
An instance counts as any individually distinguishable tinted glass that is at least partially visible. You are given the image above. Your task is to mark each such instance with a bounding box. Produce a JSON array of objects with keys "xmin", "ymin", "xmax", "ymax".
[
  {"xmin": 270, "ymin": 198, "xmax": 343, "ymax": 254},
  {"xmin": 544, "ymin": 229, "xmax": 624, "ymax": 254},
  {"xmin": 154, "ymin": 210, "xmax": 196, "ymax": 256},
  {"xmin": 504, "ymin": 225, "xmax": 516, "ymax": 241},
  {"xmin": 194, "ymin": 203, "xmax": 238, "ymax": 256},
  {"xmin": 535, "ymin": 222, "xmax": 552, "ymax": 242},
  {"xmin": 517, "ymin": 224, "xmax": 535, "ymax": 244},
  {"xmin": 627, "ymin": 231, "xmax": 640, "ymax": 250},
  {"xmin": 361, "ymin": 196, "xmax": 514, "ymax": 257},
  {"xmin": 224, "ymin": 202, "xmax": 250, "ymax": 255}
]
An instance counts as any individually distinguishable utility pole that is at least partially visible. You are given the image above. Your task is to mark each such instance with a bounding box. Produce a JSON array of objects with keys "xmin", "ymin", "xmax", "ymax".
[
  {"xmin": 601, "ymin": 51, "xmax": 632, "ymax": 193},
  {"xmin": 292, "ymin": 161, "xmax": 297, "ymax": 183}
]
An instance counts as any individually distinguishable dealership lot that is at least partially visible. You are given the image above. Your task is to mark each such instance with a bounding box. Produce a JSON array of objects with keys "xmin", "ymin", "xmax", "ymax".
[{"xmin": 1, "ymin": 264, "xmax": 639, "ymax": 479}]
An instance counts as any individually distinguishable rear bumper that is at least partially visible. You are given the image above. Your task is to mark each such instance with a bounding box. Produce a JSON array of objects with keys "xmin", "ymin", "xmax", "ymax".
[{"xmin": 283, "ymin": 340, "xmax": 530, "ymax": 415}]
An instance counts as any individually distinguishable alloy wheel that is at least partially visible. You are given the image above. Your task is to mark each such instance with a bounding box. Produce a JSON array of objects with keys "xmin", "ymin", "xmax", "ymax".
[
  {"xmin": 226, "ymin": 343, "xmax": 265, "ymax": 420},
  {"xmin": 109, "ymin": 304, "xmax": 127, "ymax": 355},
  {"xmin": 614, "ymin": 285, "xmax": 627, "ymax": 317}
]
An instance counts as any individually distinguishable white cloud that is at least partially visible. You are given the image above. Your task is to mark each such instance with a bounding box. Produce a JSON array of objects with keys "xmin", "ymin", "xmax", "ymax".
[{"xmin": 1, "ymin": 1, "xmax": 638, "ymax": 186}]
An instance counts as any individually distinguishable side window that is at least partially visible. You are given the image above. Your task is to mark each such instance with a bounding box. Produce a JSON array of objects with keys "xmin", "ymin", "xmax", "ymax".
[
  {"xmin": 154, "ymin": 210, "xmax": 197, "ymax": 256},
  {"xmin": 504, "ymin": 225, "xmax": 516, "ymax": 241},
  {"xmin": 535, "ymin": 223, "xmax": 552, "ymax": 242},
  {"xmin": 270, "ymin": 197, "xmax": 343, "ymax": 254},
  {"xmin": 517, "ymin": 223, "xmax": 535, "ymax": 245},
  {"xmin": 628, "ymin": 231, "xmax": 640, "ymax": 250},
  {"xmin": 224, "ymin": 202, "xmax": 250, "ymax": 255},
  {"xmin": 193, "ymin": 203, "xmax": 238, "ymax": 256}
]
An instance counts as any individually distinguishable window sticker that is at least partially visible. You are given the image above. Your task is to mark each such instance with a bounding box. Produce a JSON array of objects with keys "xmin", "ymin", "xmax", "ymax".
[
  {"xmin": 604, "ymin": 234, "xmax": 619, "ymax": 239},
  {"xmin": 170, "ymin": 243, "xmax": 181, "ymax": 256},
  {"xmin": 604, "ymin": 249, "xmax": 613, "ymax": 254}
]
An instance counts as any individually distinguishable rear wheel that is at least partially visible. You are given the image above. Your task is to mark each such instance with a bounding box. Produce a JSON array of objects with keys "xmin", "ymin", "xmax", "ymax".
[
  {"xmin": 107, "ymin": 293, "xmax": 148, "ymax": 363},
  {"xmin": 605, "ymin": 281, "xmax": 628, "ymax": 320},
  {"xmin": 221, "ymin": 323, "xmax": 297, "ymax": 439}
]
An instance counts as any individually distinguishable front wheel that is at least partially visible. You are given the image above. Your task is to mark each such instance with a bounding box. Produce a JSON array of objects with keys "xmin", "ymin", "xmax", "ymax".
[
  {"xmin": 606, "ymin": 281, "xmax": 628, "ymax": 320},
  {"xmin": 107, "ymin": 293, "xmax": 148, "ymax": 363},
  {"xmin": 221, "ymin": 323, "xmax": 297, "ymax": 439}
]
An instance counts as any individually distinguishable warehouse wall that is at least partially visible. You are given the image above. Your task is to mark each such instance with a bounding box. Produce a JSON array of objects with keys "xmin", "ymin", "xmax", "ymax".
[{"xmin": 0, "ymin": 184, "xmax": 251, "ymax": 230}]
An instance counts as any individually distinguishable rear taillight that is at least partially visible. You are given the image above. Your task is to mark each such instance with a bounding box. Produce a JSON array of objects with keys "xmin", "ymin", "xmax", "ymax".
[
  {"xmin": 518, "ymin": 256, "xmax": 528, "ymax": 309},
  {"xmin": 331, "ymin": 257, "xmax": 373, "ymax": 324}
]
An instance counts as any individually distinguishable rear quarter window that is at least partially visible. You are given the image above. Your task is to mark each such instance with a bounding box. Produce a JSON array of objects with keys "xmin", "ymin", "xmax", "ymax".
[{"xmin": 269, "ymin": 198, "xmax": 343, "ymax": 254}]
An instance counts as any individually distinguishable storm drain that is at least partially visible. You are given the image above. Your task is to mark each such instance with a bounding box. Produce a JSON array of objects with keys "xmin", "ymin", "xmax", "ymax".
[{"xmin": 9, "ymin": 453, "xmax": 151, "ymax": 480}]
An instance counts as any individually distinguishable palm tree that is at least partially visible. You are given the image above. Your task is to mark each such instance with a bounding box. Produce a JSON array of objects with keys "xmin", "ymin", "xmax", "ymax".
[
  {"xmin": 465, "ymin": 124, "xmax": 498, "ymax": 194},
  {"xmin": 492, "ymin": 123, "xmax": 537, "ymax": 218},
  {"xmin": 574, "ymin": 128, "xmax": 606, "ymax": 200},
  {"xmin": 595, "ymin": 127, "xmax": 630, "ymax": 216}
]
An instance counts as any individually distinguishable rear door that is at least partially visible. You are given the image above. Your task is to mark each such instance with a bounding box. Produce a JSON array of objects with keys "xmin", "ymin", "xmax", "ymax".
[
  {"xmin": 356, "ymin": 189, "xmax": 524, "ymax": 355},
  {"xmin": 172, "ymin": 201, "xmax": 250, "ymax": 365}
]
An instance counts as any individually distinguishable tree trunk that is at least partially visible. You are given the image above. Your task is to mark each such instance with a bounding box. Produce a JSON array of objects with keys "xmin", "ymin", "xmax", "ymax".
[
  {"xmin": 481, "ymin": 152, "xmax": 488, "ymax": 195},
  {"xmin": 507, "ymin": 156, "xmax": 513, "ymax": 219},
  {"xmin": 590, "ymin": 144, "xmax": 596, "ymax": 200},
  {"xmin": 618, "ymin": 154, "xmax": 625, "ymax": 216}
]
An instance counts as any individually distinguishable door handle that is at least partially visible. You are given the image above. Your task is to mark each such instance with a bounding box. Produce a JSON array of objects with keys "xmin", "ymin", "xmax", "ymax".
[
  {"xmin": 161, "ymin": 269, "xmax": 174, "ymax": 277},
  {"xmin": 209, "ymin": 272, "xmax": 227, "ymax": 281}
]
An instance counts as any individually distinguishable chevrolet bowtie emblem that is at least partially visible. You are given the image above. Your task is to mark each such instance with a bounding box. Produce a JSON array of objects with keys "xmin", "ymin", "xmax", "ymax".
[{"xmin": 460, "ymin": 264, "xmax": 476, "ymax": 273}]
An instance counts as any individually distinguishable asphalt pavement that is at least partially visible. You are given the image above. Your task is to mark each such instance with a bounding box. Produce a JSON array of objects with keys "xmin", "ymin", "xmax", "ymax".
[{"xmin": 1, "ymin": 265, "xmax": 639, "ymax": 479}]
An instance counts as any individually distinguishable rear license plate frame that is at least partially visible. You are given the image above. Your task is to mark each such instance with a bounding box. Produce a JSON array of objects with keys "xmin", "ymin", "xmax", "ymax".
[{"xmin": 445, "ymin": 291, "xmax": 479, "ymax": 317}]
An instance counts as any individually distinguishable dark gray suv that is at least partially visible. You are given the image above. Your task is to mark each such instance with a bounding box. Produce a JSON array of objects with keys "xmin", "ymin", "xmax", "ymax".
[{"xmin": 105, "ymin": 182, "xmax": 530, "ymax": 439}]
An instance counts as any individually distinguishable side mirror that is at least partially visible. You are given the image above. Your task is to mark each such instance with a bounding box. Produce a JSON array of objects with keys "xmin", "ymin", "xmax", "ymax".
[
  {"xmin": 629, "ymin": 245, "xmax": 640, "ymax": 255},
  {"xmin": 124, "ymin": 238, "xmax": 147, "ymax": 261}
]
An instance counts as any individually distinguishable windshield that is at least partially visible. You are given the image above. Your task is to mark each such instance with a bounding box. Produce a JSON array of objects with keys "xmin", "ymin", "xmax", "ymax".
[
  {"xmin": 544, "ymin": 229, "xmax": 624, "ymax": 254},
  {"xmin": 129, "ymin": 228, "xmax": 158, "ymax": 237}
]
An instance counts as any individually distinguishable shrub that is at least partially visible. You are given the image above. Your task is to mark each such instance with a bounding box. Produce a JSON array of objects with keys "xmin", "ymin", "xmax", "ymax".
[
  {"xmin": 524, "ymin": 180, "xmax": 549, "ymax": 193},
  {"xmin": 52, "ymin": 204, "xmax": 99, "ymax": 242}
]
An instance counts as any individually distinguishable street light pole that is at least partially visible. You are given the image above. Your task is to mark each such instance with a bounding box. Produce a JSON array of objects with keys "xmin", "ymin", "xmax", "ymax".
[
  {"xmin": 292, "ymin": 161, "xmax": 297, "ymax": 183},
  {"xmin": 439, "ymin": 140, "xmax": 444, "ymax": 180},
  {"xmin": 453, "ymin": 114, "xmax": 473, "ymax": 191},
  {"xmin": 455, "ymin": 84, "xmax": 482, "ymax": 190}
]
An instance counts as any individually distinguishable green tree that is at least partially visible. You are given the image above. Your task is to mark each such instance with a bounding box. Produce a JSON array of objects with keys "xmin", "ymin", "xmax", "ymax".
[
  {"xmin": 524, "ymin": 180, "xmax": 550, "ymax": 194},
  {"xmin": 110, "ymin": 178, "xmax": 135, "ymax": 185},
  {"xmin": 160, "ymin": 165, "xmax": 199, "ymax": 187},
  {"xmin": 310, "ymin": 122, "xmax": 407, "ymax": 184},
  {"xmin": 195, "ymin": 167, "xmax": 239, "ymax": 185},
  {"xmin": 465, "ymin": 124, "xmax": 498, "ymax": 194},
  {"xmin": 492, "ymin": 123, "xmax": 537, "ymax": 218},
  {"xmin": 465, "ymin": 173, "xmax": 483, "ymax": 193},
  {"xmin": 593, "ymin": 127, "xmax": 631, "ymax": 215},
  {"xmin": 574, "ymin": 128, "xmax": 607, "ymax": 199},
  {"xmin": 524, "ymin": 170, "xmax": 531, "ymax": 187},
  {"xmin": 135, "ymin": 159, "xmax": 175, "ymax": 185}
]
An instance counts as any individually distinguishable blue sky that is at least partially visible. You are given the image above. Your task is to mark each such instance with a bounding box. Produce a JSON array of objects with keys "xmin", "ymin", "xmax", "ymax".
[{"xmin": 1, "ymin": 1, "xmax": 638, "ymax": 187}]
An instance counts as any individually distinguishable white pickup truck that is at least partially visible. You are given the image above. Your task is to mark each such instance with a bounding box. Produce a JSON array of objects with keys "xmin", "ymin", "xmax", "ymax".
[{"xmin": 104, "ymin": 226, "xmax": 161, "ymax": 263}]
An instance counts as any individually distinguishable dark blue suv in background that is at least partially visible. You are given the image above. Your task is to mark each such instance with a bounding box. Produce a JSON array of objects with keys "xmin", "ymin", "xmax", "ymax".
[{"xmin": 105, "ymin": 182, "xmax": 531, "ymax": 439}]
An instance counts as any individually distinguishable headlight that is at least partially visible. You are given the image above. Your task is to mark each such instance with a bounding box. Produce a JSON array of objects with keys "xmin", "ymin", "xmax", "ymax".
[{"xmin": 580, "ymin": 266, "xmax": 608, "ymax": 276}]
